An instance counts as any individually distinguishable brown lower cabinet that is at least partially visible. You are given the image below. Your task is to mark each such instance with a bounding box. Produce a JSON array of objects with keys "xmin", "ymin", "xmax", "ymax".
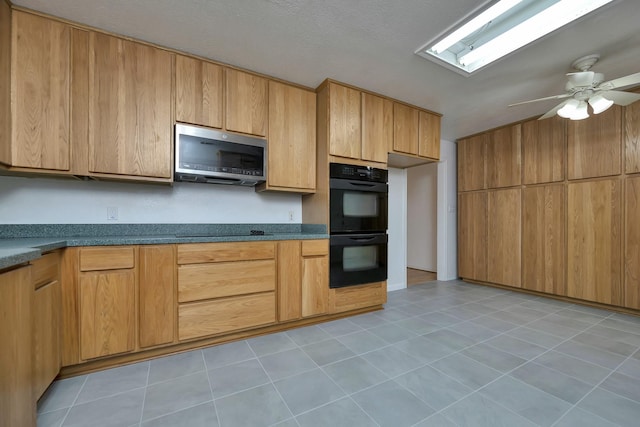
[
  {"xmin": 625, "ymin": 177, "xmax": 640, "ymax": 309},
  {"xmin": 567, "ymin": 179, "xmax": 622, "ymax": 306},
  {"xmin": 522, "ymin": 185, "xmax": 566, "ymax": 295},
  {"xmin": 487, "ymin": 188, "xmax": 521, "ymax": 287},
  {"xmin": 458, "ymin": 191, "xmax": 488, "ymax": 282}
]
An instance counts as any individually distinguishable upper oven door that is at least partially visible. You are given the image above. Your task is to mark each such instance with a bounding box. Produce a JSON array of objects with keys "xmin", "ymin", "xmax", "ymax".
[{"xmin": 330, "ymin": 178, "xmax": 388, "ymax": 234}]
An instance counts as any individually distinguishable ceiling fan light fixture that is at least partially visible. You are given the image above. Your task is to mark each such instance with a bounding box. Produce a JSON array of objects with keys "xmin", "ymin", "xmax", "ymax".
[
  {"xmin": 588, "ymin": 94, "xmax": 614, "ymax": 114},
  {"xmin": 569, "ymin": 101, "xmax": 589, "ymax": 120},
  {"xmin": 557, "ymin": 99, "xmax": 580, "ymax": 118}
]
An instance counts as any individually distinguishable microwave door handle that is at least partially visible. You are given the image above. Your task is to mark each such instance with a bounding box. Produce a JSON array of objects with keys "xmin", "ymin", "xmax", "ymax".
[
  {"xmin": 349, "ymin": 236, "xmax": 377, "ymax": 242},
  {"xmin": 205, "ymin": 177, "xmax": 242, "ymax": 185}
]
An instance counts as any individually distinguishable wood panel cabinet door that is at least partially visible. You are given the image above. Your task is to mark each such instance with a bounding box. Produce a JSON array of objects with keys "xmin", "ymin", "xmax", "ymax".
[
  {"xmin": 88, "ymin": 32, "xmax": 172, "ymax": 179},
  {"xmin": 419, "ymin": 111, "xmax": 441, "ymax": 159},
  {"xmin": 0, "ymin": 267, "xmax": 34, "ymax": 427},
  {"xmin": 79, "ymin": 270, "xmax": 135, "ymax": 360},
  {"xmin": 277, "ymin": 241, "xmax": 302, "ymax": 322},
  {"xmin": 267, "ymin": 81, "xmax": 316, "ymax": 191},
  {"xmin": 522, "ymin": 185, "xmax": 565, "ymax": 295},
  {"xmin": 175, "ymin": 55, "xmax": 223, "ymax": 129},
  {"xmin": 568, "ymin": 105, "xmax": 622, "ymax": 180},
  {"xmin": 301, "ymin": 240, "xmax": 329, "ymax": 317},
  {"xmin": 225, "ymin": 68, "xmax": 267, "ymax": 136},
  {"xmin": 486, "ymin": 124, "xmax": 521, "ymax": 188},
  {"xmin": 33, "ymin": 280, "xmax": 61, "ymax": 399},
  {"xmin": 457, "ymin": 134, "xmax": 486, "ymax": 191},
  {"xmin": 625, "ymin": 99, "xmax": 640, "ymax": 174},
  {"xmin": 625, "ymin": 177, "xmax": 640, "ymax": 309},
  {"xmin": 139, "ymin": 245, "xmax": 175, "ymax": 348},
  {"xmin": 522, "ymin": 116, "xmax": 565, "ymax": 184},
  {"xmin": 458, "ymin": 191, "xmax": 487, "ymax": 281},
  {"xmin": 567, "ymin": 180, "xmax": 622, "ymax": 305},
  {"xmin": 361, "ymin": 92, "xmax": 392, "ymax": 163},
  {"xmin": 328, "ymin": 83, "xmax": 361, "ymax": 159},
  {"xmin": 488, "ymin": 188, "xmax": 521, "ymax": 287},
  {"xmin": 393, "ymin": 102, "xmax": 419, "ymax": 155},
  {"xmin": 11, "ymin": 11, "xmax": 70, "ymax": 170}
]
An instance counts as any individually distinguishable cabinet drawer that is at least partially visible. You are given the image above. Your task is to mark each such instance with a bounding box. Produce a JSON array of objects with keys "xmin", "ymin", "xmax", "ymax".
[
  {"xmin": 329, "ymin": 281, "xmax": 387, "ymax": 313},
  {"xmin": 301, "ymin": 239, "xmax": 328, "ymax": 256},
  {"xmin": 177, "ymin": 241, "xmax": 275, "ymax": 264},
  {"xmin": 178, "ymin": 259, "xmax": 276, "ymax": 302},
  {"xmin": 31, "ymin": 251, "xmax": 60, "ymax": 289},
  {"xmin": 178, "ymin": 292, "xmax": 276, "ymax": 340},
  {"xmin": 80, "ymin": 247, "xmax": 135, "ymax": 271}
]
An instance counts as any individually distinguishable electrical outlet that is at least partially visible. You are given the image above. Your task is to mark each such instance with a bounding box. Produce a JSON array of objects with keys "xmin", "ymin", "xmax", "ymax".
[
  {"xmin": 107, "ymin": 207, "xmax": 119, "ymax": 221},
  {"xmin": 288, "ymin": 210, "xmax": 294, "ymax": 222}
]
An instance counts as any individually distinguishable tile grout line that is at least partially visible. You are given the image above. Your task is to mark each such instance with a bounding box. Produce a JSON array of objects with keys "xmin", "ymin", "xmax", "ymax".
[
  {"xmin": 136, "ymin": 361, "xmax": 151, "ymax": 426},
  {"xmin": 54, "ymin": 374, "xmax": 88, "ymax": 427},
  {"xmin": 200, "ymin": 349, "xmax": 222, "ymax": 427}
]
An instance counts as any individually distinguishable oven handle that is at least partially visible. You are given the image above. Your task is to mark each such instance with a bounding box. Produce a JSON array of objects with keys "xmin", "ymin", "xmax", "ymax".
[
  {"xmin": 330, "ymin": 234, "xmax": 388, "ymax": 246},
  {"xmin": 329, "ymin": 179, "xmax": 388, "ymax": 193}
]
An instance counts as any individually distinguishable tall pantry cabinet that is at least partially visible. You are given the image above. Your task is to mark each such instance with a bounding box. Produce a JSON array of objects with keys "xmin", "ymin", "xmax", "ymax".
[{"xmin": 457, "ymin": 99, "xmax": 640, "ymax": 312}]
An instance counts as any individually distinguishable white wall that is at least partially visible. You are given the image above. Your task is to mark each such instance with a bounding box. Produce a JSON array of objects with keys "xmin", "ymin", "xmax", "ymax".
[
  {"xmin": 386, "ymin": 167, "xmax": 407, "ymax": 292},
  {"xmin": 436, "ymin": 139, "xmax": 458, "ymax": 281},
  {"xmin": 0, "ymin": 175, "xmax": 301, "ymax": 224},
  {"xmin": 406, "ymin": 162, "xmax": 437, "ymax": 271}
]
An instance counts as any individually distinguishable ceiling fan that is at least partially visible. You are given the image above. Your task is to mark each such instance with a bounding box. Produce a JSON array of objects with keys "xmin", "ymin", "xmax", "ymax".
[{"xmin": 509, "ymin": 54, "xmax": 640, "ymax": 120}]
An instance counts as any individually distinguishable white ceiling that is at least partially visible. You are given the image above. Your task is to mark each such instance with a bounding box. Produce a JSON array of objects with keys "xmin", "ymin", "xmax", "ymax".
[{"xmin": 12, "ymin": 0, "xmax": 640, "ymax": 141}]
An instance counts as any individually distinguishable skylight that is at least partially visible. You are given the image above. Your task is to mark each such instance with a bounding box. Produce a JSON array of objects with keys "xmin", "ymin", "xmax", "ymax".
[{"xmin": 416, "ymin": 0, "xmax": 615, "ymax": 75}]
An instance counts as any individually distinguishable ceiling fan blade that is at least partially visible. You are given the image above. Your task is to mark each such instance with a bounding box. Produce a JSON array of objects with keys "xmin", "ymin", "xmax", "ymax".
[
  {"xmin": 601, "ymin": 90, "xmax": 640, "ymax": 106},
  {"xmin": 509, "ymin": 93, "xmax": 570, "ymax": 107},
  {"xmin": 599, "ymin": 72, "xmax": 640, "ymax": 90},
  {"xmin": 567, "ymin": 71, "xmax": 595, "ymax": 87},
  {"xmin": 538, "ymin": 101, "xmax": 568, "ymax": 120}
]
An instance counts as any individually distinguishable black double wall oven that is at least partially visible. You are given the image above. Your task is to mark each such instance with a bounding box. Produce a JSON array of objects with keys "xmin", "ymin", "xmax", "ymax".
[{"xmin": 329, "ymin": 163, "xmax": 388, "ymax": 288}]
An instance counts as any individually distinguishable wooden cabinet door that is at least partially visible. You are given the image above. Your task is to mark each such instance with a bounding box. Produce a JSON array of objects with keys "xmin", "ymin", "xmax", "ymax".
[
  {"xmin": 522, "ymin": 116, "xmax": 565, "ymax": 184},
  {"xmin": 522, "ymin": 185, "xmax": 565, "ymax": 295},
  {"xmin": 139, "ymin": 245, "xmax": 175, "ymax": 348},
  {"xmin": 88, "ymin": 32, "xmax": 172, "ymax": 179},
  {"xmin": 302, "ymin": 239, "xmax": 329, "ymax": 317},
  {"xmin": 625, "ymin": 177, "xmax": 640, "ymax": 309},
  {"xmin": 328, "ymin": 83, "xmax": 361, "ymax": 159},
  {"xmin": 486, "ymin": 124, "xmax": 521, "ymax": 188},
  {"xmin": 488, "ymin": 188, "xmax": 521, "ymax": 287},
  {"xmin": 625, "ymin": 99, "xmax": 640, "ymax": 174},
  {"xmin": 277, "ymin": 241, "xmax": 302, "ymax": 322},
  {"xmin": 361, "ymin": 92, "xmax": 392, "ymax": 163},
  {"xmin": 393, "ymin": 102, "xmax": 419, "ymax": 155},
  {"xmin": 11, "ymin": 11, "xmax": 70, "ymax": 170},
  {"xmin": 458, "ymin": 192, "xmax": 487, "ymax": 281},
  {"xmin": 267, "ymin": 81, "xmax": 316, "ymax": 191},
  {"xmin": 175, "ymin": 55, "xmax": 223, "ymax": 129},
  {"xmin": 567, "ymin": 180, "xmax": 622, "ymax": 305},
  {"xmin": 33, "ymin": 280, "xmax": 61, "ymax": 399},
  {"xmin": 225, "ymin": 68, "xmax": 267, "ymax": 136},
  {"xmin": 0, "ymin": 0, "xmax": 9, "ymax": 166},
  {"xmin": 79, "ymin": 269, "xmax": 135, "ymax": 360},
  {"xmin": 419, "ymin": 111, "xmax": 440, "ymax": 159},
  {"xmin": 568, "ymin": 105, "xmax": 622, "ymax": 180},
  {"xmin": 457, "ymin": 134, "xmax": 486, "ymax": 191},
  {"xmin": 0, "ymin": 267, "xmax": 34, "ymax": 427}
]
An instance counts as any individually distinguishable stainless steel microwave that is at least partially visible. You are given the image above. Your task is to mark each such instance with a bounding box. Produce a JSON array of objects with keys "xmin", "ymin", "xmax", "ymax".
[{"xmin": 174, "ymin": 123, "xmax": 267, "ymax": 186}]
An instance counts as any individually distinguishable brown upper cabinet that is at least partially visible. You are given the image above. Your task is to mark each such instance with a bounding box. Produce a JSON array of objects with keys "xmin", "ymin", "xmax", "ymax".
[
  {"xmin": 361, "ymin": 92, "xmax": 393, "ymax": 164},
  {"xmin": 522, "ymin": 116, "xmax": 565, "ymax": 184},
  {"xmin": 625, "ymin": 99, "xmax": 640, "ymax": 174},
  {"xmin": 391, "ymin": 102, "xmax": 440, "ymax": 161},
  {"xmin": 457, "ymin": 134, "xmax": 487, "ymax": 191},
  {"xmin": 262, "ymin": 80, "xmax": 316, "ymax": 193},
  {"xmin": 486, "ymin": 124, "xmax": 521, "ymax": 188},
  {"xmin": 326, "ymin": 82, "xmax": 362, "ymax": 161},
  {"xmin": 175, "ymin": 55, "xmax": 223, "ymax": 129},
  {"xmin": 225, "ymin": 68, "xmax": 268, "ymax": 137},
  {"xmin": 88, "ymin": 32, "xmax": 173, "ymax": 180},
  {"xmin": 568, "ymin": 105, "xmax": 622, "ymax": 180},
  {"xmin": 4, "ymin": 11, "xmax": 70, "ymax": 171}
]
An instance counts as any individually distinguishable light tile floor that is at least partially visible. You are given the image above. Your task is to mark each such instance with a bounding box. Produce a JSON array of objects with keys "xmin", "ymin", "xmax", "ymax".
[{"xmin": 38, "ymin": 280, "xmax": 640, "ymax": 427}]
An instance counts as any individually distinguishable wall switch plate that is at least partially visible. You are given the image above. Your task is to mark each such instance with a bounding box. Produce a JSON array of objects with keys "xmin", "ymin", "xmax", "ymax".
[
  {"xmin": 288, "ymin": 210, "xmax": 294, "ymax": 221},
  {"xmin": 107, "ymin": 207, "xmax": 119, "ymax": 221}
]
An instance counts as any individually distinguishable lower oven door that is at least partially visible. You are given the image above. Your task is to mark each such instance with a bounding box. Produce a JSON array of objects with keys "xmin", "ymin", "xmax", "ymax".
[{"xmin": 330, "ymin": 233, "xmax": 388, "ymax": 288}]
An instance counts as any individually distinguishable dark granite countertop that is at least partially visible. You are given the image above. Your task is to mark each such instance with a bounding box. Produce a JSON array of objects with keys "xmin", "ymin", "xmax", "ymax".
[{"xmin": 0, "ymin": 224, "xmax": 328, "ymax": 270}]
